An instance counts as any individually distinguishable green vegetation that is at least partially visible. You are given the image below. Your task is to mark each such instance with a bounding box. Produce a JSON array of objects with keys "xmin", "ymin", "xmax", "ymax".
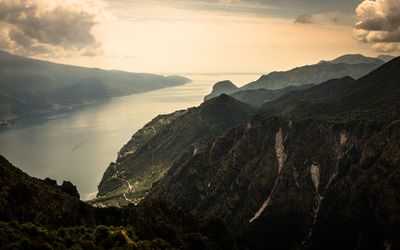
[
  {"xmin": 0, "ymin": 221, "xmax": 176, "ymax": 249},
  {"xmin": 93, "ymin": 94, "xmax": 255, "ymax": 206},
  {"xmin": 0, "ymin": 154, "xmax": 237, "ymax": 249}
]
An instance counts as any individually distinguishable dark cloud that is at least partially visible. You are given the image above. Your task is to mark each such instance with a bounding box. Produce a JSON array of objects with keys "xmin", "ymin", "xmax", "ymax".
[
  {"xmin": 294, "ymin": 15, "xmax": 314, "ymax": 24},
  {"xmin": 293, "ymin": 12, "xmax": 351, "ymax": 26},
  {"xmin": 0, "ymin": 0, "xmax": 102, "ymax": 57},
  {"xmin": 106, "ymin": 0, "xmax": 362, "ymax": 19},
  {"xmin": 353, "ymin": 0, "xmax": 400, "ymax": 52}
]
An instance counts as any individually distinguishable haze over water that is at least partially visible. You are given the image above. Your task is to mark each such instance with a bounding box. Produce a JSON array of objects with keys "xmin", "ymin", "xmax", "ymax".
[{"xmin": 0, "ymin": 74, "xmax": 258, "ymax": 200}]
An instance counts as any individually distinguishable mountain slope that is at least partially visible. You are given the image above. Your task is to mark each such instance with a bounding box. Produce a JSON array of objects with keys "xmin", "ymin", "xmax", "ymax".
[
  {"xmin": 0, "ymin": 50, "xmax": 190, "ymax": 123},
  {"xmin": 0, "ymin": 154, "xmax": 236, "ymax": 249},
  {"xmin": 377, "ymin": 55, "xmax": 396, "ymax": 62},
  {"xmin": 94, "ymin": 94, "xmax": 255, "ymax": 206},
  {"xmin": 261, "ymin": 57, "xmax": 400, "ymax": 123},
  {"xmin": 243, "ymin": 61, "xmax": 382, "ymax": 90},
  {"xmin": 229, "ymin": 84, "xmax": 315, "ymax": 106},
  {"xmin": 149, "ymin": 57, "xmax": 400, "ymax": 249}
]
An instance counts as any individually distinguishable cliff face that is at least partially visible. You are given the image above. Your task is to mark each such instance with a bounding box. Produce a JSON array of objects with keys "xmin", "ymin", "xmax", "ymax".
[
  {"xmin": 150, "ymin": 114, "xmax": 400, "ymax": 249},
  {"xmin": 94, "ymin": 94, "xmax": 255, "ymax": 206},
  {"xmin": 149, "ymin": 57, "xmax": 400, "ymax": 249}
]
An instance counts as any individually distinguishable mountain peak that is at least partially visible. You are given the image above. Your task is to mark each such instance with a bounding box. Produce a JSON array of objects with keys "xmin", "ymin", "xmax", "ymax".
[
  {"xmin": 323, "ymin": 54, "xmax": 384, "ymax": 65},
  {"xmin": 204, "ymin": 80, "xmax": 239, "ymax": 101}
]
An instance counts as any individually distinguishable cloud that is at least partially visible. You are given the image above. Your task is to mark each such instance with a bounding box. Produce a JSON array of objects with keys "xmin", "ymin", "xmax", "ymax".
[
  {"xmin": 0, "ymin": 0, "xmax": 104, "ymax": 57},
  {"xmin": 353, "ymin": 0, "xmax": 400, "ymax": 52},
  {"xmin": 105, "ymin": 0, "xmax": 361, "ymax": 20},
  {"xmin": 294, "ymin": 15, "xmax": 315, "ymax": 24},
  {"xmin": 294, "ymin": 12, "xmax": 354, "ymax": 26}
]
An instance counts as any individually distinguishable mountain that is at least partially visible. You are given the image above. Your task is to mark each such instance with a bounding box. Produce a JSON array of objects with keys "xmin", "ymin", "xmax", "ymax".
[
  {"xmin": 0, "ymin": 154, "xmax": 236, "ymax": 249},
  {"xmin": 319, "ymin": 54, "xmax": 384, "ymax": 65},
  {"xmin": 377, "ymin": 54, "xmax": 396, "ymax": 62},
  {"xmin": 149, "ymin": 57, "xmax": 400, "ymax": 249},
  {"xmin": 204, "ymin": 81, "xmax": 315, "ymax": 106},
  {"xmin": 93, "ymin": 94, "xmax": 255, "ymax": 206},
  {"xmin": 229, "ymin": 84, "xmax": 315, "ymax": 106},
  {"xmin": 0, "ymin": 50, "xmax": 190, "ymax": 124},
  {"xmin": 261, "ymin": 57, "xmax": 400, "ymax": 122},
  {"xmin": 242, "ymin": 59, "xmax": 383, "ymax": 90},
  {"xmin": 203, "ymin": 54, "xmax": 384, "ymax": 106},
  {"xmin": 204, "ymin": 80, "xmax": 239, "ymax": 101}
]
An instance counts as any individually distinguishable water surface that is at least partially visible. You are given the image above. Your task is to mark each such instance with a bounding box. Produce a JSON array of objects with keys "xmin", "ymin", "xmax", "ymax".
[{"xmin": 0, "ymin": 74, "xmax": 259, "ymax": 200}]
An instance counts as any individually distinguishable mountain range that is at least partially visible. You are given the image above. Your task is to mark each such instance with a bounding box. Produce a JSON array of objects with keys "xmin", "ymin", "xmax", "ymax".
[
  {"xmin": 204, "ymin": 54, "xmax": 391, "ymax": 104},
  {"xmin": 149, "ymin": 56, "xmax": 400, "ymax": 249},
  {"xmin": 0, "ymin": 51, "xmax": 190, "ymax": 124},
  {"xmin": 93, "ymin": 56, "xmax": 399, "ymax": 249},
  {"xmin": 1, "ymin": 53, "xmax": 399, "ymax": 249}
]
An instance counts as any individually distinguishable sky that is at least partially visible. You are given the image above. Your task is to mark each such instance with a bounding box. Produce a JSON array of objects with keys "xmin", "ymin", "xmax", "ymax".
[{"xmin": 0, "ymin": 0, "xmax": 399, "ymax": 74}]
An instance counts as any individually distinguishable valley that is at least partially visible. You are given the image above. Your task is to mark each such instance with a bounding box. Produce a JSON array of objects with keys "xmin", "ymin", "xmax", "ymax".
[
  {"xmin": 2, "ymin": 0, "xmax": 400, "ymax": 249},
  {"xmin": 1, "ymin": 53, "xmax": 399, "ymax": 250}
]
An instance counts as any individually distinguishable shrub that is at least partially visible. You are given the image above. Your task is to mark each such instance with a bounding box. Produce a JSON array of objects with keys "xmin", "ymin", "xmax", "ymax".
[{"xmin": 94, "ymin": 225, "xmax": 109, "ymax": 243}]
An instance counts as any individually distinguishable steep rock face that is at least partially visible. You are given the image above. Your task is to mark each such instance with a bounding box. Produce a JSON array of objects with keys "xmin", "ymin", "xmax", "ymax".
[
  {"xmin": 150, "ymin": 115, "xmax": 400, "ymax": 249},
  {"xmin": 204, "ymin": 80, "xmax": 239, "ymax": 101},
  {"xmin": 94, "ymin": 94, "xmax": 255, "ymax": 206}
]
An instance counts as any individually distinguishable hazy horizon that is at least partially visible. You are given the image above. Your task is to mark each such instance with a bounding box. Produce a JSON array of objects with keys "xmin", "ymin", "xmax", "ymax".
[{"xmin": 0, "ymin": 0, "xmax": 399, "ymax": 75}]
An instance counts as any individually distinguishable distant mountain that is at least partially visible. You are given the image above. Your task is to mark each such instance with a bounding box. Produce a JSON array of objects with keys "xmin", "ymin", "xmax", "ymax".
[
  {"xmin": 93, "ymin": 94, "xmax": 255, "ymax": 206},
  {"xmin": 204, "ymin": 80, "xmax": 239, "ymax": 101},
  {"xmin": 0, "ymin": 50, "xmax": 190, "ymax": 123},
  {"xmin": 0, "ymin": 154, "xmax": 236, "ymax": 249},
  {"xmin": 261, "ymin": 57, "xmax": 400, "ymax": 122},
  {"xmin": 203, "ymin": 54, "xmax": 384, "ymax": 106},
  {"xmin": 228, "ymin": 84, "xmax": 315, "ymax": 106},
  {"xmin": 377, "ymin": 54, "xmax": 396, "ymax": 62},
  {"xmin": 149, "ymin": 57, "xmax": 400, "ymax": 249},
  {"xmin": 319, "ymin": 54, "xmax": 384, "ymax": 65},
  {"xmin": 242, "ymin": 59, "xmax": 383, "ymax": 90}
]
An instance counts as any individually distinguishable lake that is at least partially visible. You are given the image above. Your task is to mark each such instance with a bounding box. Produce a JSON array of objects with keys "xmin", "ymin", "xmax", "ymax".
[{"xmin": 0, "ymin": 74, "xmax": 260, "ymax": 200}]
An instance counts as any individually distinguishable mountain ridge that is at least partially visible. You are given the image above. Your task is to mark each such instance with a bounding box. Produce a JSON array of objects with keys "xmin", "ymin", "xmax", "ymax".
[
  {"xmin": 203, "ymin": 54, "xmax": 385, "ymax": 107},
  {"xmin": 0, "ymin": 50, "xmax": 190, "ymax": 124},
  {"xmin": 93, "ymin": 94, "xmax": 255, "ymax": 206}
]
